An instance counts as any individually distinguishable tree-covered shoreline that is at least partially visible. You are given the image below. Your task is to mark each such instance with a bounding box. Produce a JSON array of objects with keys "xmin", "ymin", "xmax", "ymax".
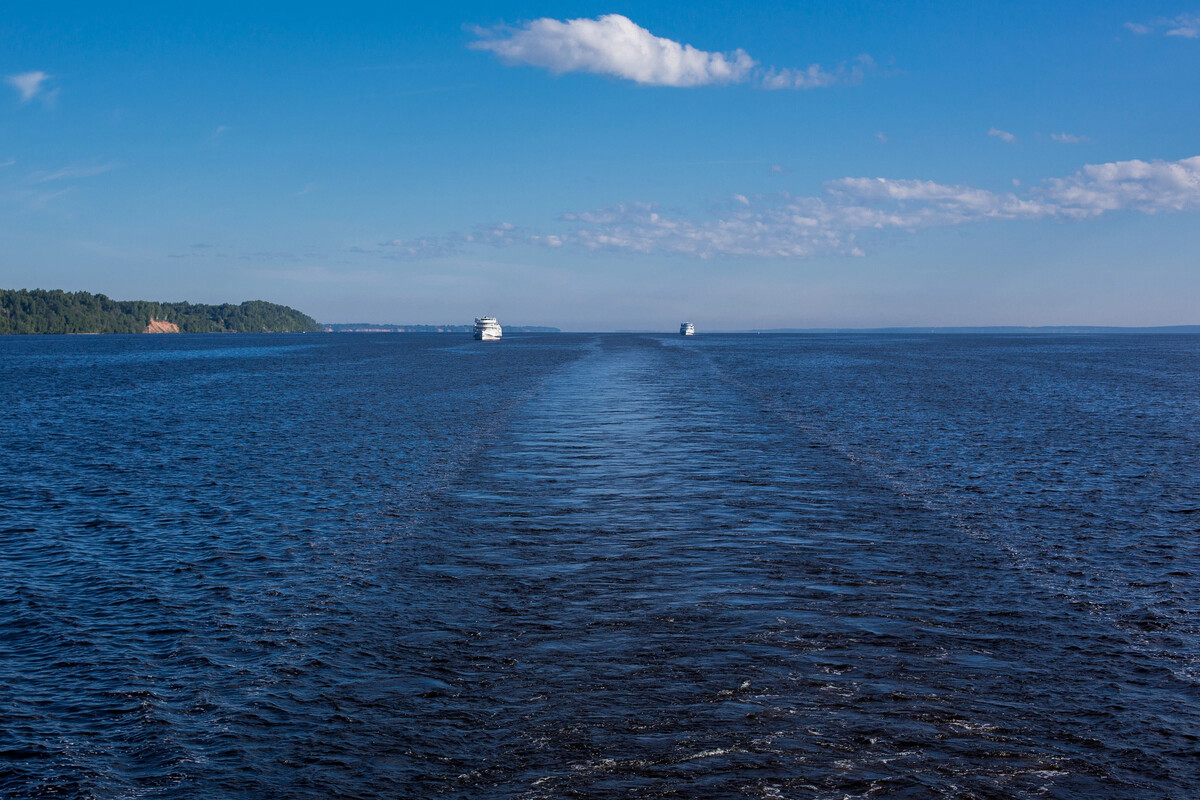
[{"xmin": 0, "ymin": 289, "xmax": 322, "ymax": 334}]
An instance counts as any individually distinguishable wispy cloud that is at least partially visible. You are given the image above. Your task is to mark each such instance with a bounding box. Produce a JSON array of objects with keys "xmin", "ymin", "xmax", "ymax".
[
  {"xmin": 237, "ymin": 249, "xmax": 329, "ymax": 263},
  {"xmin": 6, "ymin": 71, "xmax": 52, "ymax": 103},
  {"xmin": 166, "ymin": 243, "xmax": 227, "ymax": 259},
  {"xmin": 1050, "ymin": 132, "xmax": 1088, "ymax": 144},
  {"xmin": 389, "ymin": 155, "xmax": 1200, "ymax": 261},
  {"xmin": 379, "ymin": 236, "xmax": 461, "ymax": 259},
  {"xmin": 372, "ymin": 222, "xmax": 565, "ymax": 260},
  {"xmin": 554, "ymin": 186, "xmax": 1046, "ymax": 259},
  {"xmin": 988, "ymin": 127, "xmax": 1017, "ymax": 144},
  {"xmin": 248, "ymin": 266, "xmax": 391, "ymax": 286},
  {"xmin": 5, "ymin": 186, "xmax": 76, "ymax": 210},
  {"xmin": 30, "ymin": 161, "xmax": 119, "ymax": 183},
  {"xmin": 760, "ymin": 55, "xmax": 874, "ymax": 89},
  {"xmin": 1126, "ymin": 13, "xmax": 1200, "ymax": 38},
  {"xmin": 470, "ymin": 14, "xmax": 870, "ymax": 90},
  {"xmin": 575, "ymin": 155, "xmax": 1200, "ymax": 258}
]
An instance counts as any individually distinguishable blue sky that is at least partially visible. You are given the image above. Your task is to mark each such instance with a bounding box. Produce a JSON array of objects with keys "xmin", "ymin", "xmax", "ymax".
[{"xmin": 3, "ymin": 2, "xmax": 1198, "ymax": 329}]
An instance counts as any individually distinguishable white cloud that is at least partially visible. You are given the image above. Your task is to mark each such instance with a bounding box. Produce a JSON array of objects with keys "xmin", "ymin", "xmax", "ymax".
[
  {"xmin": 875, "ymin": 131, "xmax": 888, "ymax": 143},
  {"xmin": 464, "ymin": 221, "xmax": 527, "ymax": 246},
  {"xmin": 563, "ymin": 200, "xmax": 846, "ymax": 258},
  {"xmin": 544, "ymin": 180, "xmax": 1056, "ymax": 260},
  {"xmin": 470, "ymin": 14, "xmax": 867, "ymax": 90},
  {"xmin": 384, "ymin": 155, "xmax": 1200, "ymax": 262},
  {"xmin": 6, "ymin": 71, "xmax": 50, "ymax": 102},
  {"xmin": 1125, "ymin": 13, "xmax": 1200, "ymax": 38},
  {"xmin": 988, "ymin": 127, "xmax": 1017, "ymax": 144},
  {"xmin": 470, "ymin": 14, "xmax": 755, "ymax": 87},
  {"xmin": 1042, "ymin": 155, "xmax": 1200, "ymax": 216},
  {"xmin": 1051, "ymin": 132, "xmax": 1087, "ymax": 144}
]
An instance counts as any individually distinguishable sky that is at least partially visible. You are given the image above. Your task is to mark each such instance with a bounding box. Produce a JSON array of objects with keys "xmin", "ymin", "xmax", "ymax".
[{"xmin": 2, "ymin": 1, "xmax": 1198, "ymax": 330}]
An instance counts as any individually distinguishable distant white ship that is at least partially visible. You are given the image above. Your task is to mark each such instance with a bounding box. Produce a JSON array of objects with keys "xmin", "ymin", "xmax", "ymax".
[
  {"xmin": 474, "ymin": 316, "xmax": 502, "ymax": 341},
  {"xmin": 680, "ymin": 322, "xmax": 695, "ymax": 336}
]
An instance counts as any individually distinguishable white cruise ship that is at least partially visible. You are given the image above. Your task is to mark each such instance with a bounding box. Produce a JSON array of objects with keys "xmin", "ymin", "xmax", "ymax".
[
  {"xmin": 474, "ymin": 316, "xmax": 502, "ymax": 341},
  {"xmin": 680, "ymin": 322, "xmax": 695, "ymax": 336}
]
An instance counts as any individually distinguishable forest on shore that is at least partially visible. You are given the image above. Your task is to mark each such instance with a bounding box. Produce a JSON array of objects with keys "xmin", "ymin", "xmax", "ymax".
[{"xmin": 0, "ymin": 289, "xmax": 322, "ymax": 334}]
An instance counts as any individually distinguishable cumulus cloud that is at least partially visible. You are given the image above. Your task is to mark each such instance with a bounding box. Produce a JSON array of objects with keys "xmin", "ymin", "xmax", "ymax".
[
  {"xmin": 1126, "ymin": 13, "xmax": 1200, "ymax": 38},
  {"xmin": 1042, "ymin": 155, "xmax": 1200, "ymax": 216},
  {"xmin": 470, "ymin": 14, "xmax": 754, "ymax": 86},
  {"xmin": 470, "ymin": 14, "xmax": 866, "ymax": 89},
  {"xmin": 988, "ymin": 127, "xmax": 1017, "ymax": 144},
  {"xmin": 6, "ymin": 71, "xmax": 51, "ymax": 102},
  {"xmin": 384, "ymin": 155, "xmax": 1200, "ymax": 261}
]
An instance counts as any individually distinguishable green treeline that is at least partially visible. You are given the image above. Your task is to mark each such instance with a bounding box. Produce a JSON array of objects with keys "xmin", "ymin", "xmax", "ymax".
[{"xmin": 0, "ymin": 289, "xmax": 323, "ymax": 334}]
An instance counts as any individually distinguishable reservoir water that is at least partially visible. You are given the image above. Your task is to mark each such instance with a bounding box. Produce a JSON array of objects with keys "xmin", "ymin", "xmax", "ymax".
[{"xmin": 1, "ymin": 332, "xmax": 1198, "ymax": 798}]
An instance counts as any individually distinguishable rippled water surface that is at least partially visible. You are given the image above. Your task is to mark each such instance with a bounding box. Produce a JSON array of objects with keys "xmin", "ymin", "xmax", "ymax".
[{"xmin": 2, "ymin": 332, "xmax": 1198, "ymax": 798}]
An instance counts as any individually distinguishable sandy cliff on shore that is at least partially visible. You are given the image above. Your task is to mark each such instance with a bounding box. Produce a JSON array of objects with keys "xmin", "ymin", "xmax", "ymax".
[{"xmin": 144, "ymin": 318, "xmax": 180, "ymax": 333}]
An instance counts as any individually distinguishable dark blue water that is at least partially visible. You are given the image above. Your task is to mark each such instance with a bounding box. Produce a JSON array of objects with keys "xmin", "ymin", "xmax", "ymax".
[{"xmin": 2, "ymin": 332, "xmax": 1198, "ymax": 798}]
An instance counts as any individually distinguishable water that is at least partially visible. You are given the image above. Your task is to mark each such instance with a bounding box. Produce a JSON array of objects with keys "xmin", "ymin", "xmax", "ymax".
[{"xmin": 1, "ymin": 332, "xmax": 1198, "ymax": 798}]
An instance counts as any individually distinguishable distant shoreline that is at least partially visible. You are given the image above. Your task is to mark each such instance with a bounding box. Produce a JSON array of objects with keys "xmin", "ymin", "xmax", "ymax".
[
  {"xmin": 733, "ymin": 326, "xmax": 1200, "ymax": 334},
  {"xmin": 323, "ymin": 323, "xmax": 561, "ymax": 333}
]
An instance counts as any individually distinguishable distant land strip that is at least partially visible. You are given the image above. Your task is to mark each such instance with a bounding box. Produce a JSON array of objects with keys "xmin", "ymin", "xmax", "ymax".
[
  {"xmin": 0, "ymin": 289, "xmax": 321, "ymax": 334},
  {"xmin": 324, "ymin": 323, "xmax": 561, "ymax": 333},
  {"xmin": 740, "ymin": 326, "xmax": 1200, "ymax": 334}
]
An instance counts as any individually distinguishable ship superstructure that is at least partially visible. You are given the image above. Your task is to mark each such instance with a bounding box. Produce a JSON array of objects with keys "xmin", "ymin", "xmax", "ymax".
[{"xmin": 474, "ymin": 316, "xmax": 503, "ymax": 341}]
